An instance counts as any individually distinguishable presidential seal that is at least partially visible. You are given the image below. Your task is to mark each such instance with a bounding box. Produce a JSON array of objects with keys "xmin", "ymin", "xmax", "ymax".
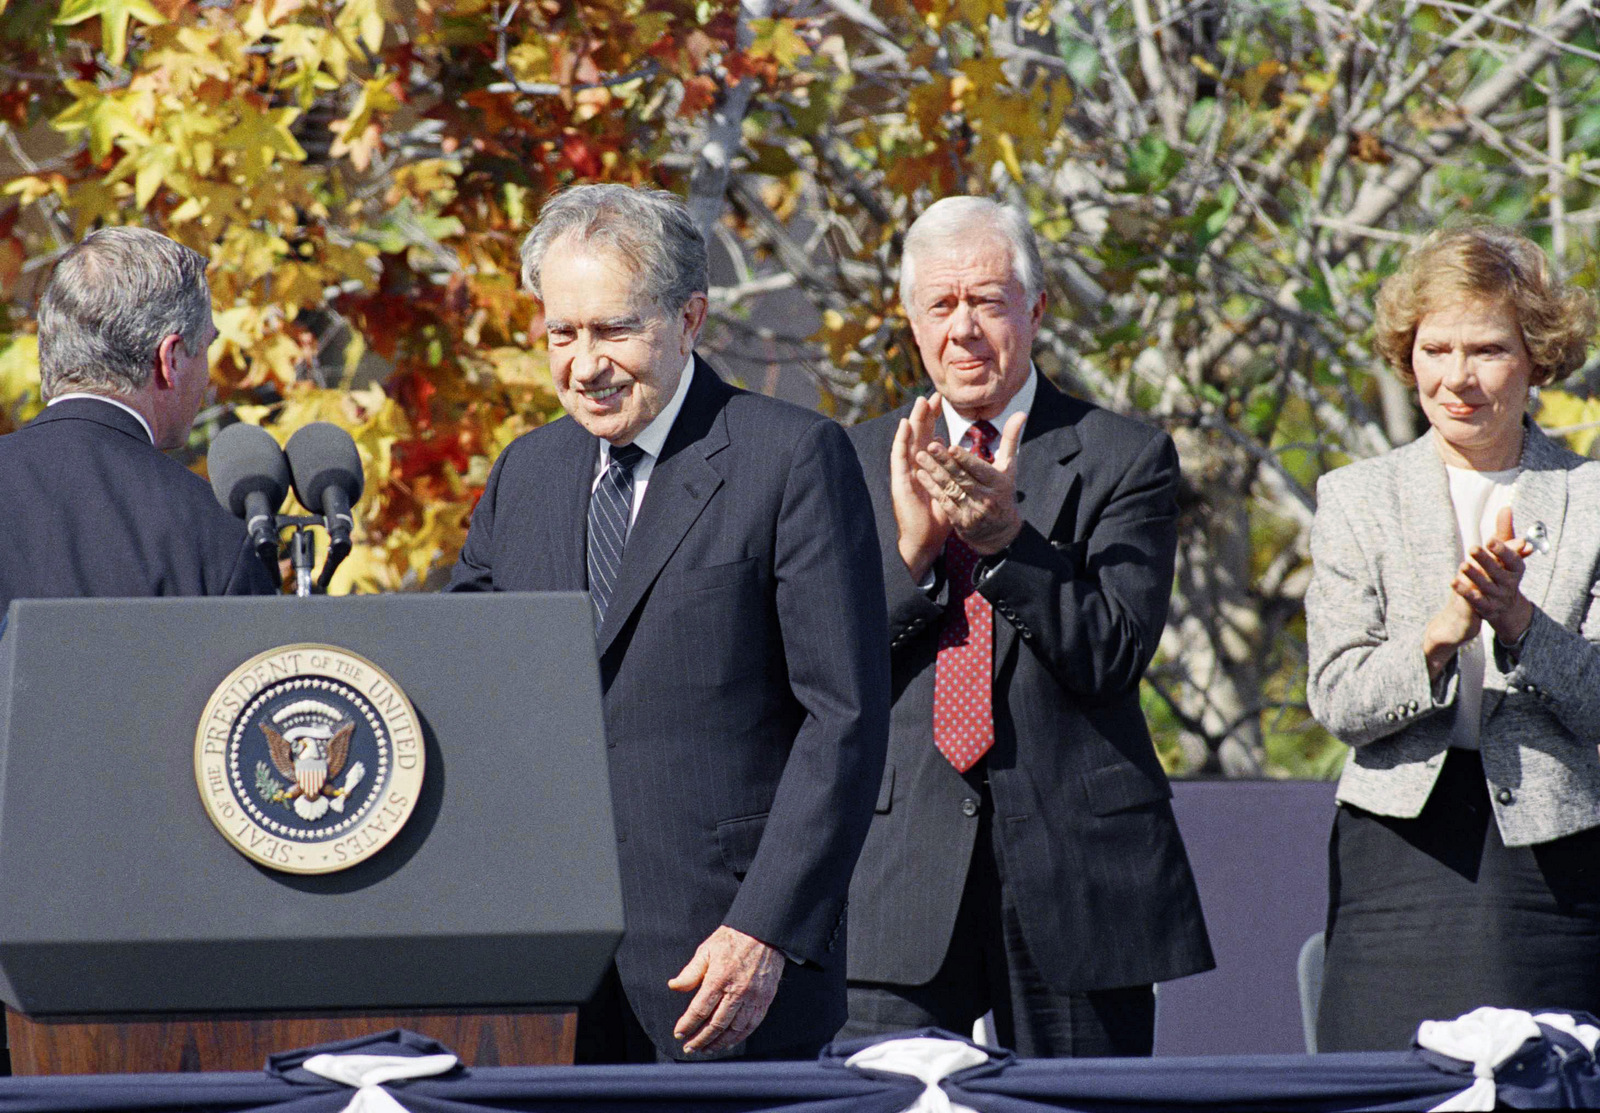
[{"xmin": 195, "ymin": 645, "xmax": 424, "ymax": 874}]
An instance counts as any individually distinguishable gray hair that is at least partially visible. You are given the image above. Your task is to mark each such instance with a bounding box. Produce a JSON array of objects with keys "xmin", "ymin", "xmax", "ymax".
[
  {"xmin": 37, "ymin": 227, "xmax": 212, "ymax": 400},
  {"xmin": 520, "ymin": 184, "xmax": 708, "ymax": 313},
  {"xmin": 899, "ymin": 196, "xmax": 1044, "ymax": 311}
]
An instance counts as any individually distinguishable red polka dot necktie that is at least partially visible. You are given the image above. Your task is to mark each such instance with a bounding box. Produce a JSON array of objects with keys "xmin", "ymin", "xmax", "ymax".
[{"xmin": 932, "ymin": 420, "xmax": 998, "ymax": 773}]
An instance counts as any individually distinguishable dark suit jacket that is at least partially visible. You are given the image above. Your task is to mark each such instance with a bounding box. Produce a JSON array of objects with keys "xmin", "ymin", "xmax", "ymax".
[
  {"xmin": 447, "ymin": 359, "xmax": 889, "ymax": 1058},
  {"xmin": 0, "ymin": 399, "xmax": 276, "ymax": 621},
  {"xmin": 845, "ymin": 373, "xmax": 1213, "ymax": 991}
]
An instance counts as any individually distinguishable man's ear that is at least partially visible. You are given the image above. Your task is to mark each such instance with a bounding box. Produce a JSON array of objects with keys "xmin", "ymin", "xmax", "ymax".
[
  {"xmin": 680, "ymin": 292, "xmax": 709, "ymax": 354},
  {"xmin": 1030, "ymin": 290, "xmax": 1047, "ymax": 331},
  {"xmin": 153, "ymin": 333, "xmax": 184, "ymax": 392}
]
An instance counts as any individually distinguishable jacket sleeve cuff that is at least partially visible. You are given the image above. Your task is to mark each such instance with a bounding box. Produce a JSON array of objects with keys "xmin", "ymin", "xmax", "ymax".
[{"xmin": 1501, "ymin": 606, "xmax": 1587, "ymax": 707}]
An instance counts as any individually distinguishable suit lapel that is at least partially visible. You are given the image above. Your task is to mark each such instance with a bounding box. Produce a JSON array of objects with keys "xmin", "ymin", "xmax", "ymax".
[
  {"xmin": 1397, "ymin": 431, "xmax": 1463, "ymax": 617},
  {"xmin": 993, "ymin": 374, "xmax": 1082, "ymax": 668},
  {"xmin": 554, "ymin": 423, "xmax": 600, "ymax": 590},
  {"xmin": 1483, "ymin": 422, "xmax": 1568, "ymax": 711},
  {"xmin": 1511, "ymin": 421, "xmax": 1568, "ymax": 614},
  {"xmin": 595, "ymin": 358, "xmax": 729, "ymax": 656}
]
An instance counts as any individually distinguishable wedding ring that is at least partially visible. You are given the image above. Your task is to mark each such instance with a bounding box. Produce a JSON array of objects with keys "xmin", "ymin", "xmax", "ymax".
[{"xmin": 944, "ymin": 480, "xmax": 963, "ymax": 500}]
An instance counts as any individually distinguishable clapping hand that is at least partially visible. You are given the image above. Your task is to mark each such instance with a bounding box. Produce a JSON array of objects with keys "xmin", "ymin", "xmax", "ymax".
[
  {"xmin": 1454, "ymin": 506, "xmax": 1534, "ymax": 644},
  {"xmin": 1423, "ymin": 507, "xmax": 1534, "ymax": 680},
  {"xmin": 913, "ymin": 411, "xmax": 1026, "ymax": 556},
  {"xmin": 890, "ymin": 395, "xmax": 952, "ymax": 581}
]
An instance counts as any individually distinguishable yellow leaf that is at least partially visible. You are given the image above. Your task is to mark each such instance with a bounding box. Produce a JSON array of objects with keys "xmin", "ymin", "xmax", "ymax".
[
  {"xmin": 506, "ymin": 41, "xmax": 551, "ymax": 83},
  {"xmin": 996, "ymin": 132, "xmax": 1022, "ymax": 182},
  {"xmin": 955, "ymin": 0, "xmax": 1005, "ymax": 25},
  {"xmin": 134, "ymin": 153, "xmax": 166, "ymax": 208},
  {"xmin": 1018, "ymin": 0, "xmax": 1052, "ymax": 34},
  {"xmin": 336, "ymin": 0, "xmax": 385, "ymax": 54},
  {"xmin": 52, "ymin": 82, "xmax": 150, "ymax": 162},
  {"xmin": 55, "ymin": 0, "xmax": 167, "ymax": 65},
  {"xmin": 170, "ymin": 196, "xmax": 205, "ymax": 223},
  {"xmin": 747, "ymin": 18, "xmax": 810, "ymax": 68},
  {"xmin": 1537, "ymin": 389, "xmax": 1600, "ymax": 456},
  {"xmin": 220, "ymin": 106, "xmax": 306, "ymax": 176},
  {"xmin": 330, "ymin": 72, "xmax": 399, "ymax": 170},
  {"xmin": 2, "ymin": 175, "xmax": 68, "ymax": 207},
  {"xmin": 0, "ymin": 334, "xmax": 43, "ymax": 425}
]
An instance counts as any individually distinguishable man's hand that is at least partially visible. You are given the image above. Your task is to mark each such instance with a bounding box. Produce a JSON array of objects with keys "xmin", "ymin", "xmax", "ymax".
[
  {"xmin": 892, "ymin": 394, "xmax": 952, "ymax": 581},
  {"xmin": 1456, "ymin": 505, "xmax": 1534, "ymax": 645},
  {"xmin": 914, "ymin": 411, "xmax": 1026, "ymax": 556},
  {"xmin": 667, "ymin": 925, "xmax": 786, "ymax": 1055}
]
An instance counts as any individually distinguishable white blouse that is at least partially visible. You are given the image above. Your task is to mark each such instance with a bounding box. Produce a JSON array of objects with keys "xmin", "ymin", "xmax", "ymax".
[{"xmin": 1444, "ymin": 464, "xmax": 1519, "ymax": 751}]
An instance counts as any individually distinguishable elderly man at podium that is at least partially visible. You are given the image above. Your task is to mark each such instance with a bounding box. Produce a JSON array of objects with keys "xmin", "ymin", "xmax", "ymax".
[
  {"xmin": 0, "ymin": 227, "xmax": 277, "ymax": 627},
  {"xmin": 448, "ymin": 185, "xmax": 890, "ymax": 1063}
]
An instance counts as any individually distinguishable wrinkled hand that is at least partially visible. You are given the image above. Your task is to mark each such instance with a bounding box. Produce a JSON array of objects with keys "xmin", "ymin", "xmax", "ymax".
[
  {"xmin": 914, "ymin": 412, "xmax": 1026, "ymax": 556},
  {"xmin": 1422, "ymin": 591, "xmax": 1481, "ymax": 683},
  {"xmin": 1455, "ymin": 505, "xmax": 1533, "ymax": 644},
  {"xmin": 667, "ymin": 925, "xmax": 785, "ymax": 1055},
  {"xmin": 892, "ymin": 394, "xmax": 952, "ymax": 581}
]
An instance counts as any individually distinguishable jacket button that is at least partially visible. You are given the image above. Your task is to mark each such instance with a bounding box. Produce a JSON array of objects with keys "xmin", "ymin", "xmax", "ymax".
[
  {"xmin": 1496, "ymin": 788, "xmax": 1514, "ymax": 806},
  {"xmin": 1385, "ymin": 712, "xmax": 1396, "ymax": 722},
  {"xmin": 961, "ymin": 798, "xmax": 979, "ymax": 817},
  {"xmin": 1408, "ymin": 700, "xmax": 1419, "ymax": 712}
]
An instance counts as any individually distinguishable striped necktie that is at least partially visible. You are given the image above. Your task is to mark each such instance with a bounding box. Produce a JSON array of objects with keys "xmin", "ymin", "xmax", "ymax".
[{"xmin": 587, "ymin": 441, "xmax": 646, "ymax": 630}]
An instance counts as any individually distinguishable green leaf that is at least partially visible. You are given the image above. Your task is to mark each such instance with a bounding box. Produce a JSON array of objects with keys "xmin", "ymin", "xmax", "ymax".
[
  {"xmin": 1188, "ymin": 183, "xmax": 1238, "ymax": 249},
  {"xmin": 1126, "ymin": 135, "xmax": 1184, "ymax": 192},
  {"xmin": 1057, "ymin": 34, "xmax": 1100, "ymax": 87}
]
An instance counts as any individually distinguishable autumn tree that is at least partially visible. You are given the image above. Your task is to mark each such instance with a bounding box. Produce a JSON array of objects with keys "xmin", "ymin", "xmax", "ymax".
[{"xmin": 3, "ymin": 0, "xmax": 1599, "ymax": 775}]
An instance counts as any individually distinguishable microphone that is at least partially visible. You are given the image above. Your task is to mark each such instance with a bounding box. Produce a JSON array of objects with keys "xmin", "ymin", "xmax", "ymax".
[
  {"xmin": 208, "ymin": 423, "xmax": 290, "ymax": 566},
  {"xmin": 284, "ymin": 423, "xmax": 364, "ymax": 588}
]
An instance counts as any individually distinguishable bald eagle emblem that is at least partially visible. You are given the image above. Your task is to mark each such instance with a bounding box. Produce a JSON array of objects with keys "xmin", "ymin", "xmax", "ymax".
[{"xmin": 259, "ymin": 700, "xmax": 367, "ymax": 821}]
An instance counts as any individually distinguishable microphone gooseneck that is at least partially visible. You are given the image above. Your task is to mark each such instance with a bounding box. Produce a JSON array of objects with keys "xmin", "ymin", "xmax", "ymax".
[
  {"xmin": 207, "ymin": 423, "xmax": 291, "ymax": 569},
  {"xmin": 284, "ymin": 423, "xmax": 365, "ymax": 593}
]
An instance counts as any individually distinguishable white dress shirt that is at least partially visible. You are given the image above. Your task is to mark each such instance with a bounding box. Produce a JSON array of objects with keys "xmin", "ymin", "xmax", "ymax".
[
  {"xmin": 47, "ymin": 392, "xmax": 155, "ymax": 445},
  {"xmin": 589, "ymin": 354, "xmax": 695, "ymax": 526},
  {"xmin": 942, "ymin": 365, "xmax": 1036, "ymax": 452}
]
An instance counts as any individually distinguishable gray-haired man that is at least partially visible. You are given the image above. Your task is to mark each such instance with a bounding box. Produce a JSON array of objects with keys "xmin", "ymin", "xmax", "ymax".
[
  {"xmin": 841, "ymin": 196, "xmax": 1213, "ymax": 1057},
  {"xmin": 0, "ymin": 227, "xmax": 277, "ymax": 621},
  {"xmin": 448, "ymin": 185, "xmax": 889, "ymax": 1063}
]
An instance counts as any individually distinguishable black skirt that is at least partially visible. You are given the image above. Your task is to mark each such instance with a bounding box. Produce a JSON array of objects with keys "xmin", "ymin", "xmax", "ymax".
[{"xmin": 1317, "ymin": 747, "xmax": 1600, "ymax": 1053}]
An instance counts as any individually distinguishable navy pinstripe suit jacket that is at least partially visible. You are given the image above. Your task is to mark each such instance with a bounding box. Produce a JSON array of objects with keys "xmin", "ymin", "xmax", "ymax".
[
  {"xmin": 845, "ymin": 373, "xmax": 1214, "ymax": 993},
  {"xmin": 0, "ymin": 399, "xmax": 275, "ymax": 621},
  {"xmin": 448, "ymin": 359, "xmax": 889, "ymax": 1058}
]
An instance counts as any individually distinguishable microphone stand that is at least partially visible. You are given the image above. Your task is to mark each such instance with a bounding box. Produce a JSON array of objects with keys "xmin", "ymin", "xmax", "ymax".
[{"xmin": 273, "ymin": 515, "xmax": 352, "ymax": 598}]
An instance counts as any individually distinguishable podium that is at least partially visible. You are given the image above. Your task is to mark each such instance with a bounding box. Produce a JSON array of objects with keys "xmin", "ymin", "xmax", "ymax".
[{"xmin": 0, "ymin": 594, "xmax": 623, "ymax": 1073}]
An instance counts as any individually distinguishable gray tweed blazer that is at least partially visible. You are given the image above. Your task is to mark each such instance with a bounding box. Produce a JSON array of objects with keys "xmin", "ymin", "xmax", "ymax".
[{"xmin": 1305, "ymin": 420, "xmax": 1600, "ymax": 846}]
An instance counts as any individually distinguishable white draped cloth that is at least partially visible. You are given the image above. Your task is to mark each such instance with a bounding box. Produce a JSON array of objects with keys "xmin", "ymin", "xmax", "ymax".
[
  {"xmin": 845, "ymin": 1036, "xmax": 992, "ymax": 1113},
  {"xmin": 301, "ymin": 1051, "xmax": 459, "ymax": 1113},
  {"xmin": 1416, "ymin": 1005, "xmax": 1600, "ymax": 1112}
]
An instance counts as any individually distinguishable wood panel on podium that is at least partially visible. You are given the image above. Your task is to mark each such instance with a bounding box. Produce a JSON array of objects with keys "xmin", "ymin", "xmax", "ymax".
[
  {"xmin": 6, "ymin": 1009, "xmax": 576, "ymax": 1074},
  {"xmin": 0, "ymin": 595, "xmax": 622, "ymax": 1074}
]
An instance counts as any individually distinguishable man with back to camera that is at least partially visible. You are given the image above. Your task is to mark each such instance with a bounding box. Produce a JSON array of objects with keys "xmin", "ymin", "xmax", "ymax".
[
  {"xmin": 448, "ymin": 184, "xmax": 889, "ymax": 1062},
  {"xmin": 0, "ymin": 226, "xmax": 277, "ymax": 630},
  {"xmin": 840, "ymin": 196, "xmax": 1213, "ymax": 1057}
]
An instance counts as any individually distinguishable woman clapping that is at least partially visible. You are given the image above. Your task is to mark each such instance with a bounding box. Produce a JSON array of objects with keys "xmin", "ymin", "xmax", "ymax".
[{"xmin": 1306, "ymin": 223, "xmax": 1600, "ymax": 1052}]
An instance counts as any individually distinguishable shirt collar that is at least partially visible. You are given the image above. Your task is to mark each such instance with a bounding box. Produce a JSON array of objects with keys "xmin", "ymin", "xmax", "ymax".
[
  {"xmin": 47, "ymin": 392, "xmax": 156, "ymax": 445},
  {"xmin": 604, "ymin": 353, "xmax": 695, "ymax": 464},
  {"xmin": 942, "ymin": 364, "xmax": 1037, "ymax": 449}
]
